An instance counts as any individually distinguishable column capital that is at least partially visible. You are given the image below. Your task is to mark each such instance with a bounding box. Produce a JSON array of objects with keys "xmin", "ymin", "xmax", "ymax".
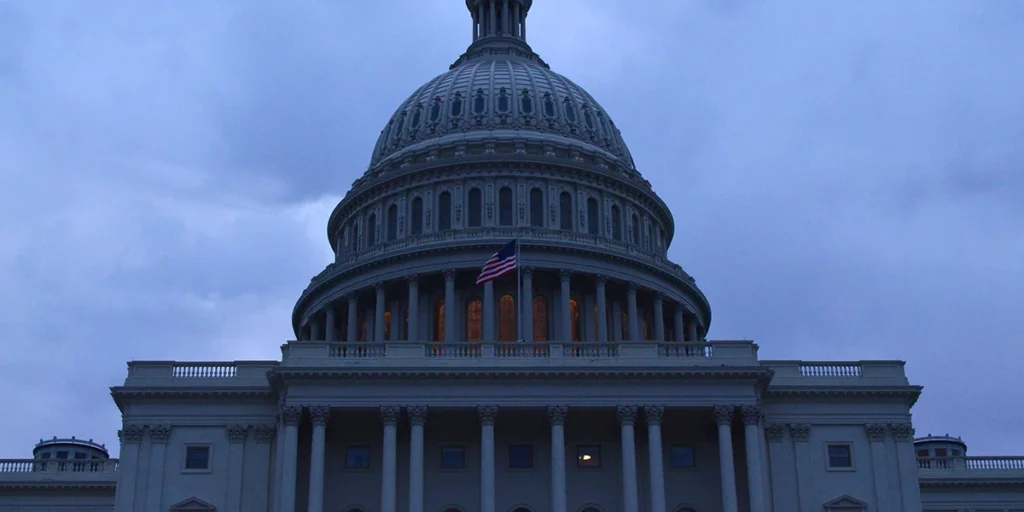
[
  {"xmin": 521, "ymin": 266, "xmax": 534, "ymax": 278},
  {"xmin": 627, "ymin": 282, "xmax": 638, "ymax": 294},
  {"xmin": 888, "ymin": 422, "xmax": 915, "ymax": 442},
  {"xmin": 644, "ymin": 405, "xmax": 664, "ymax": 425},
  {"xmin": 740, "ymin": 405, "xmax": 762, "ymax": 425},
  {"xmin": 617, "ymin": 405, "xmax": 638, "ymax": 426},
  {"xmin": 595, "ymin": 274, "xmax": 608, "ymax": 285},
  {"xmin": 309, "ymin": 405, "xmax": 331, "ymax": 427},
  {"xmin": 443, "ymin": 269, "xmax": 457, "ymax": 281},
  {"xmin": 227, "ymin": 425, "xmax": 249, "ymax": 444},
  {"xmin": 713, "ymin": 405, "xmax": 735, "ymax": 426},
  {"xmin": 375, "ymin": 281, "xmax": 386, "ymax": 293},
  {"xmin": 559, "ymin": 269, "xmax": 572, "ymax": 281},
  {"xmin": 787, "ymin": 423, "xmax": 811, "ymax": 442},
  {"xmin": 765, "ymin": 423, "xmax": 785, "ymax": 442},
  {"xmin": 547, "ymin": 405, "xmax": 568, "ymax": 426},
  {"xmin": 865, "ymin": 423, "xmax": 888, "ymax": 442},
  {"xmin": 253, "ymin": 424, "xmax": 276, "ymax": 444},
  {"xmin": 477, "ymin": 405, "xmax": 498, "ymax": 425},
  {"xmin": 674, "ymin": 304, "xmax": 685, "ymax": 317},
  {"xmin": 381, "ymin": 405, "xmax": 401, "ymax": 426},
  {"xmin": 652, "ymin": 291, "xmax": 664, "ymax": 302},
  {"xmin": 282, "ymin": 405, "xmax": 303, "ymax": 426},
  {"xmin": 149, "ymin": 425, "xmax": 171, "ymax": 444},
  {"xmin": 408, "ymin": 405, "xmax": 428, "ymax": 426},
  {"xmin": 346, "ymin": 291, "xmax": 358, "ymax": 301},
  {"xmin": 406, "ymin": 273, "xmax": 420, "ymax": 285}
]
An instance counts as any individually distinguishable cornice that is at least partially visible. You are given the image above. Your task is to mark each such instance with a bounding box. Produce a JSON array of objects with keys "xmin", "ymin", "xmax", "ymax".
[
  {"xmin": 109, "ymin": 386, "xmax": 275, "ymax": 412},
  {"xmin": 764, "ymin": 385, "xmax": 923, "ymax": 407},
  {"xmin": 0, "ymin": 481, "xmax": 116, "ymax": 491},
  {"xmin": 918, "ymin": 476, "xmax": 1024, "ymax": 489}
]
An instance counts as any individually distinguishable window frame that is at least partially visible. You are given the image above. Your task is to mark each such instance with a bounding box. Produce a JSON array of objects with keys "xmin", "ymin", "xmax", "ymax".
[
  {"xmin": 182, "ymin": 444, "xmax": 212, "ymax": 473},
  {"xmin": 576, "ymin": 444, "xmax": 602, "ymax": 469},
  {"xmin": 344, "ymin": 444, "xmax": 372, "ymax": 471},
  {"xmin": 669, "ymin": 444, "xmax": 697, "ymax": 470},
  {"xmin": 507, "ymin": 444, "xmax": 535, "ymax": 470},
  {"xmin": 439, "ymin": 445, "xmax": 467, "ymax": 471},
  {"xmin": 825, "ymin": 442, "xmax": 855, "ymax": 471}
]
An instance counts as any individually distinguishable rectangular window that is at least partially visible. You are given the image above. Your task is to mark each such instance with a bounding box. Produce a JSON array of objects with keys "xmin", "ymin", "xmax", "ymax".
[
  {"xmin": 40, "ymin": 453, "xmax": 51, "ymax": 459},
  {"xmin": 508, "ymin": 444, "xmax": 534, "ymax": 469},
  {"xmin": 934, "ymin": 448, "xmax": 947, "ymax": 457},
  {"xmin": 56, "ymin": 451, "xmax": 68, "ymax": 460},
  {"xmin": 670, "ymin": 445, "xmax": 696, "ymax": 469},
  {"xmin": 576, "ymin": 445, "xmax": 601, "ymax": 469},
  {"xmin": 827, "ymin": 444, "xmax": 853, "ymax": 469},
  {"xmin": 916, "ymin": 449, "xmax": 929, "ymax": 457},
  {"xmin": 184, "ymin": 446, "xmax": 210, "ymax": 470},
  {"xmin": 73, "ymin": 452, "xmax": 87, "ymax": 460},
  {"xmin": 440, "ymin": 446, "xmax": 465, "ymax": 470},
  {"xmin": 345, "ymin": 446, "xmax": 370, "ymax": 469}
]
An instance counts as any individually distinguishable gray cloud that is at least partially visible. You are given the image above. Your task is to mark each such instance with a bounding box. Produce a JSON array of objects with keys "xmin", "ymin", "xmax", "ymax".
[{"xmin": 1, "ymin": 0, "xmax": 1021, "ymax": 458}]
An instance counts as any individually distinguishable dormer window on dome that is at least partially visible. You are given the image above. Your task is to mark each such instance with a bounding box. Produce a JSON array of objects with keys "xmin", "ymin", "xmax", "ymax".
[
  {"xmin": 496, "ymin": 88, "xmax": 510, "ymax": 113},
  {"xmin": 520, "ymin": 89, "xmax": 534, "ymax": 115},
  {"xmin": 429, "ymin": 97, "xmax": 443, "ymax": 126}
]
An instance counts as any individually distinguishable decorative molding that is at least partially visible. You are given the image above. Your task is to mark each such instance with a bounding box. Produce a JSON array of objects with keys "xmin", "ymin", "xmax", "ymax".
[
  {"xmin": 889, "ymin": 422, "xmax": 915, "ymax": 442},
  {"xmin": 713, "ymin": 405, "xmax": 734, "ymax": 426},
  {"xmin": 374, "ymin": 281, "xmax": 385, "ymax": 294},
  {"xmin": 443, "ymin": 269, "xmax": 457, "ymax": 281},
  {"xmin": 547, "ymin": 405, "xmax": 568, "ymax": 426},
  {"xmin": 765, "ymin": 423, "xmax": 786, "ymax": 442},
  {"xmin": 408, "ymin": 405, "xmax": 428, "ymax": 426},
  {"xmin": 477, "ymin": 405, "xmax": 498, "ymax": 425},
  {"xmin": 253, "ymin": 424, "xmax": 276, "ymax": 444},
  {"xmin": 309, "ymin": 405, "xmax": 331, "ymax": 427},
  {"xmin": 865, "ymin": 423, "xmax": 888, "ymax": 442},
  {"xmin": 406, "ymin": 274, "xmax": 419, "ymax": 285},
  {"xmin": 282, "ymin": 406, "xmax": 303, "ymax": 426},
  {"xmin": 616, "ymin": 405, "xmax": 637, "ymax": 426},
  {"xmin": 521, "ymin": 266, "xmax": 533, "ymax": 278},
  {"xmin": 227, "ymin": 425, "xmax": 249, "ymax": 443},
  {"xmin": 380, "ymin": 405, "xmax": 401, "ymax": 426},
  {"xmin": 149, "ymin": 425, "xmax": 171, "ymax": 443},
  {"xmin": 763, "ymin": 387, "xmax": 922, "ymax": 407},
  {"xmin": 559, "ymin": 269, "xmax": 572, "ymax": 280},
  {"xmin": 595, "ymin": 274, "xmax": 608, "ymax": 285},
  {"xmin": 740, "ymin": 405, "xmax": 761, "ymax": 426},
  {"xmin": 644, "ymin": 405, "xmax": 664, "ymax": 425},
  {"xmin": 120, "ymin": 425, "xmax": 144, "ymax": 444},
  {"xmin": 788, "ymin": 423, "xmax": 812, "ymax": 442}
]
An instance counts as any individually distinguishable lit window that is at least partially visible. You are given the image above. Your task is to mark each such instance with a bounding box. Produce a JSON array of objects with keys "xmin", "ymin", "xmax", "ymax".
[
  {"xmin": 533, "ymin": 296, "xmax": 548, "ymax": 342},
  {"xmin": 346, "ymin": 446, "xmax": 370, "ymax": 469},
  {"xmin": 499, "ymin": 295, "xmax": 516, "ymax": 341},
  {"xmin": 577, "ymin": 445, "xmax": 601, "ymax": 469},
  {"xmin": 508, "ymin": 445, "xmax": 534, "ymax": 469},
  {"xmin": 440, "ymin": 446, "xmax": 465, "ymax": 469},
  {"xmin": 467, "ymin": 299, "xmax": 483, "ymax": 342},
  {"xmin": 827, "ymin": 444, "xmax": 853, "ymax": 469},
  {"xmin": 670, "ymin": 445, "xmax": 695, "ymax": 468},
  {"xmin": 184, "ymin": 446, "xmax": 210, "ymax": 470}
]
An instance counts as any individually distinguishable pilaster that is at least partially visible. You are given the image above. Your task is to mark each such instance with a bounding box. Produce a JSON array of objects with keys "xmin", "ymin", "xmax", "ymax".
[
  {"xmin": 113, "ymin": 425, "xmax": 144, "ymax": 512},
  {"xmin": 145, "ymin": 425, "xmax": 170, "ymax": 512},
  {"xmin": 252, "ymin": 425, "xmax": 276, "ymax": 512},
  {"xmin": 740, "ymin": 406, "xmax": 765, "ymax": 512},
  {"xmin": 714, "ymin": 406, "xmax": 738, "ymax": 512},
  {"xmin": 787, "ymin": 424, "xmax": 813, "ymax": 512},
  {"xmin": 225, "ymin": 425, "xmax": 248, "ymax": 512}
]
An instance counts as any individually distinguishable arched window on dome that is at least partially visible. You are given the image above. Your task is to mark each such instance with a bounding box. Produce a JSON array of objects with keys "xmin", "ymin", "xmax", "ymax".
[
  {"xmin": 496, "ymin": 87, "xmax": 510, "ymax": 113},
  {"xmin": 563, "ymin": 97, "xmax": 578, "ymax": 124},
  {"xmin": 350, "ymin": 221, "xmax": 360, "ymax": 251},
  {"xmin": 533, "ymin": 296, "xmax": 548, "ymax": 342},
  {"xmin": 366, "ymin": 213, "xmax": 377, "ymax": 247},
  {"xmin": 392, "ymin": 112, "xmax": 406, "ymax": 145},
  {"xmin": 438, "ymin": 191, "xmax": 452, "ymax": 230},
  {"xmin": 466, "ymin": 299, "xmax": 483, "ymax": 342},
  {"xmin": 529, "ymin": 188, "xmax": 544, "ymax": 227},
  {"xmin": 410, "ymin": 197, "xmax": 423, "ymax": 235},
  {"xmin": 409, "ymin": 103, "xmax": 422, "ymax": 135},
  {"xmin": 499, "ymin": 187, "xmax": 514, "ymax": 226},
  {"xmin": 468, "ymin": 188, "xmax": 482, "ymax": 227},
  {"xmin": 429, "ymin": 97, "xmax": 443, "ymax": 125},
  {"xmin": 387, "ymin": 204, "xmax": 398, "ymax": 241},
  {"xmin": 611, "ymin": 205, "xmax": 622, "ymax": 240},
  {"xmin": 450, "ymin": 92, "xmax": 464, "ymax": 119},
  {"xmin": 559, "ymin": 192, "xmax": 573, "ymax": 231},
  {"xmin": 542, "ymin": 92, "xmax": 556, "ymax": 118},
  {"xmin": 583, "ymin": 106, "xmax": 596, "ymax": 132},
  {"xmin": 360, "ymin": 319, "xmax": 369, "ymax": 342},
  {"xmin": 499, "ymin": 294, "xmax": 516, "ymax": 341},
  {"xmin": 630, "ymin": 214, "xmax": 640, "ymax": 245},
  {"xmin": 384, "ymin": 309, "xmax": 392, "ymax": 340},
  {"xmin": 570, "ymin": 299, "xmax": 581, "ymax": 342},
  {"xmin": 642, "ymin": 310, "xmax": 652, "ymax": 340},
  {"xmin": 520, "ymin": 89, "xmax": 534, "ymax": 116},
  {"xmin": 644, "ymin": 222, "xmax": 652, "ymax": 250},
  {"xmin": 473, "ymin": 89, "xmax": 487, "ymax": 115},
  {"xmin": 586, "ymin": 197, "xmax": 599, "ymax": 236},
  {"xmin": 434, "ymin": 299, "xmax": 446, "ymax": 342}
]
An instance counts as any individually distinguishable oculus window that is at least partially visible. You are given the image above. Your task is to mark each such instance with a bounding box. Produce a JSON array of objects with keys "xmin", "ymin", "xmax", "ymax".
[
  {"xmin": 577, "ymin": 445, "xmax": 601, "ymax": 469},
  {"xmin": 508, "ymin": 444, "xmax": 534, "ymax": 469},
  {"xmin": 346, "ymin": 446, "xmax": 371, "ymax": 469},
  {"xmin": 827, "ymin": 444, "xmax": 853, "ymax": 469},
  {"xmin": 670, "ymin": 445, "xmax": 695, "ymax": 469}
]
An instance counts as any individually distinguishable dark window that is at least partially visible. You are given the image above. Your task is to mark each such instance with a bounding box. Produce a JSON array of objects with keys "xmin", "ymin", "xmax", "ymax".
[
  {"xmin": 473, "ymin": 89, "xmax": 486, "ymax": 114},
  {"xmin": 73, "ymin": 452, "xmax": 87, "ymax": 460},
  {"xmin": 184, "ymin": 446, "xmax": 210, "ymax": 470},
  {"xmin": 499, "ymin": 187, "xmax": 513, "ymax": 226},
  {"xmin": 630, "ymin": 214, "xmax": 639, "ymax": 245},
  {"xmin": 366, "ymin": 214, "xmax": 377, "ymax": 247},
  {"xmin": 570, "ymin": 299, "xmax": 581, "ymax": 341},
  {"xmin": 468, "ymin": 188, "xmax": 482, "ymax": 227},
  {"xmin": 670, "ymin": 445, "xmax": 695, "ymax": 468},
  {"xmin": 429, "ymin": 98, "xmax": 442, "ymax": 123},
  {"xmin": 466, "ymin": 299, "xmax": 482, "ymax": 342},
  {"xmin": 434, "ymin": 299, "xmax": 446, "ymax": 342},
  {"xmin": 393, "ymin": 113, "xmax": 405, "ymax": 143},
  {"xmin": 350, "ymin": 222, "xmax": 360, "ymax": 250},
  {"xmin": 827, "ymin": 444, "xmax": 853, "ymax": 468},
  {"xmin": 563, "ymin": 98, "xmax": 577, "ymax": 123},
  {"xmin": 387, "ymin": 204, "xmax": 398, "ymax": 241},
  {"xmin": 450, "ymin": 92, "xmax": 464, "ymax": 118},
  {"xmin": 586, "ymin": 197, "xmax": 599, "ymax": 235},
  {"xmin": 508, "ymin": 444, "xmax": 534, "ymax": 469},
  {"xmin": 56, "ymin": 451, "xmax": 68, "ymax": 460},
  {"xmin": 346, "ymin": 446, "xmax": 371, "ymax": 469},
  {"xmin": 583, "ymin": 107, "xmax": 595, "ymax": 131},
  {"xmin": 934, "ymin": 448, "xmax": 947, "ymax": 457},
  {"xmin": 533, "ymin": 296, "xmax": 548, "ymax": 342},
  {"xmin": 496, "ymin": 87, "xmax": 510, "ymax": 112},
  {"xmin": 520, "ymin": 89, "xmax": 534, "ymax": 115},
  {"xmin": 542, "ymin": 93, "xmax": 556, "ymax": 118},
  {"xmin": 438, "ymin": 192, "xmax": 452, "ymax": 230},
  {"xmin": 577, "ymin": 445, "xmax": 601, "ymax": 469},
  {"xmin": 40, "ymin": 453, "xmax": 51, "ymax": 459},
  {"xmin": 611, "ymin": 205, "xmax": 622, "ymax": 240},
  {"xmin": 559, "ymin": 192, "xmax": 573, "ymax": 230},
  {"xmin": 411, "ymin": 197, "xmax": 423, "ymax": 235},
  {"xmin": 409, "ymin": 105, "xmax": 422, "ymax": 131},
  {"xmin": 916, "ymin": 449, "xmax": 929, "ymax": 457},
  {"xmin": 529, "ymin": 188, "xmax": 544, "ymax": 227},
  {"xmin": 952, "ymin": 449, "xmax": 962, "ymax": 456},
  {"xmin": 499, "ymin": 294, "xmax": 516, "ymax": 341},
  {"xmin": 440, "ymin": 446, "xmax": 465, "ymax": 469}
]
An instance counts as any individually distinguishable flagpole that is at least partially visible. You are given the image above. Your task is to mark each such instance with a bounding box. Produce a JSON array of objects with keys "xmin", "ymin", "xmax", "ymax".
[{"xmin": 516, "ymin": 239, "xmax": 522, "ymax": 342}]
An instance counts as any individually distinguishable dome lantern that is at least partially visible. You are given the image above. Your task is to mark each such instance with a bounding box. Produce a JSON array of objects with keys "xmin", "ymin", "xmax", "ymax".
[{"xmin": 466, "ymin": 0, "xmax": 533, "ymax": 51}]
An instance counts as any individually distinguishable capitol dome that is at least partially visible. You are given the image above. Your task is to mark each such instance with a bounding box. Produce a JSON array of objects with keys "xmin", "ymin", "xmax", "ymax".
[{"xmin": 296, "ymin": 0, "xmax": 711, "ymax": 347}]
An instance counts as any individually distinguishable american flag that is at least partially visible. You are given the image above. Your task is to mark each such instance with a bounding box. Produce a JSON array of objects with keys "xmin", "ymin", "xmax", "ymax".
[{"xmin": 476, "ymin": 240, "xmax": 518, "ymax": 285}]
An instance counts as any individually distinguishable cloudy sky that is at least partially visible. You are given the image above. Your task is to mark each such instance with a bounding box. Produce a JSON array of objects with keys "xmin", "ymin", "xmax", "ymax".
[{"xmin": 1, "ymin": 0, "xmax": 1022, "ymax": 459}]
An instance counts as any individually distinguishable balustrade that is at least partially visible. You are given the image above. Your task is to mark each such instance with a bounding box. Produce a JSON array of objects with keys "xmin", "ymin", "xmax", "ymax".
[{"xmin": 917, "ymin": 456, "xmax": 1024, "ymax": 471}]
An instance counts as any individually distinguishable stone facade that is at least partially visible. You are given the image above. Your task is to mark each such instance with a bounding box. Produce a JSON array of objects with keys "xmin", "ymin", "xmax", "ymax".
[{"xmin": 2, "ymin": 1, "xmax": 1023, "ymax": 512}]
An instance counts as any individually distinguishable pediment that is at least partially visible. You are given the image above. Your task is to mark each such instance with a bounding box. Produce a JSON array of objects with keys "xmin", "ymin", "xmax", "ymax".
[
  {"xmin": 170, "ymin": 497, "xmax": 216, "ymax": 511},
  {"xmin": 822, "ymin": 494, "xmax": 868, "ymax": 510}
]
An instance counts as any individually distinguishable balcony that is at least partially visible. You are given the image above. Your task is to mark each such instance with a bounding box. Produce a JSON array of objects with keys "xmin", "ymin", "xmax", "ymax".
[
  {"xmin": 917, "ymin": 456, "xmax": 1024, "ymax": 484},
  {"xmin": 0, "ymin": 459, "xmax": 118, "ymax": 486}
]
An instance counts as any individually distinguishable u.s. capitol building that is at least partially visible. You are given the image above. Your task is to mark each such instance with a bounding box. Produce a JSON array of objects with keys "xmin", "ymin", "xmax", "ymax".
[{"xmin": 2, "ymin": 1, "xmax": 1022, "ymax": 511}]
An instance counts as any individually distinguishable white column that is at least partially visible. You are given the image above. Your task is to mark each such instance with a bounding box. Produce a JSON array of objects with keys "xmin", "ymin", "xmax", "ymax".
[
  {"xmin": 595, "ymin": 275, "xmax": 608, "ymax": 342},
  {"xmin": 548, "ymin": 405, "xmax": 568, "ymax": 512},
  {"xmin": 346, "ymin": 293, "xmax": 358, "ymax": 342},
  {"xmin": 617, "ymin": 405, "xmax": 640, "ymax": 512},
  {"xmin": 484, "ymin": 280, "xmax": 495, "ymax": 340},
  {"xmin": 627, "ymin": 283, "xmax": 639, "ymax": 340},
  {"xmin": 325, "ymin": 306, "xmax": 337, "ymax": 341},
  {"xmin": 559, "ymin": 270, "xmax": 572, "ymax": 341},
  {"xmin": 714, "ymin": 405, "xmax": 739, "ymax": 512},
  {"xmin": 375, "ymin": 282, "xmax": 387, "ymax": 342},
  {"xmin": 478, "ymin": 405, "xmax": 498, "ymax": 512},
  {"xmin": 113, "ymin": 426, "xmax": 144, "ymax": 512},
  {"xmin": 252, "ymin": 425, "xmax": 276, "ymax": 512},
  {"xmin": 407, "ymin": 275, "xmax": 420, "ymax": 341},
  {"xmin": 225, "ymin": 425, "xmax": 247, "ymax": 512},
  {"xmin": 522, "ymin": 268, "xmax": 534, "ymax": 341},
  {"xmin": 644, "ymin": 407, "xmax": 667, "ymax": 512},
  {"xmin": 279, "ymin": 406, "xmax": 302, "ymax": 512},
  {"xmin": 741, "ymin": 406, "xmax": 766, "ymax": 512},
  {"xmin": 444, "ymin": 270, "xmax": 457, "ymax": 342},
  {"xmin": 144, "ymin": 426, "xmax": 169, "ymax": 512},
  {"xmin": 408, "ymin": 406, "xmax": 428, "ymax": 512},
  {"xmin": 381, "ymin": 406, "xmax": 400, "ymax": 512},
  {"xmin": 652, "ymin": 292, "xmax": 665, "ymax": 341},
  {"xmin": 307, "ymin": 407, "xmax": 330, "ymax": 512}
]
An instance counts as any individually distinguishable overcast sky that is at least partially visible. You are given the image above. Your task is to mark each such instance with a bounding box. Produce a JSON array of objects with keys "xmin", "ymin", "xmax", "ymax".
[{"xmin": 1, "ymin": 0, "xmax": 1022, "ymax": 459}]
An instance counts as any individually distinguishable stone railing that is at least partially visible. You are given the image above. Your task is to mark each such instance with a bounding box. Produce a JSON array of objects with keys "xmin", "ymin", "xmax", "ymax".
[
  {"xmin": 918, "ymin": 456, "xmax": 1024, "ymax": 471},
  {"xmin": 761, "ymin": 360, "xmax": 911, "ymax": 386},
  {"xmin": 0, "ymin": 459, "xmax": 119, "ymax": 475},
  {"xmin": 283, "ymin": 341, "xmax": 759, "ymax": 368},
  {"xmin": 121, "ymin": 361, "xmax": 279, "ymax": 387}
]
